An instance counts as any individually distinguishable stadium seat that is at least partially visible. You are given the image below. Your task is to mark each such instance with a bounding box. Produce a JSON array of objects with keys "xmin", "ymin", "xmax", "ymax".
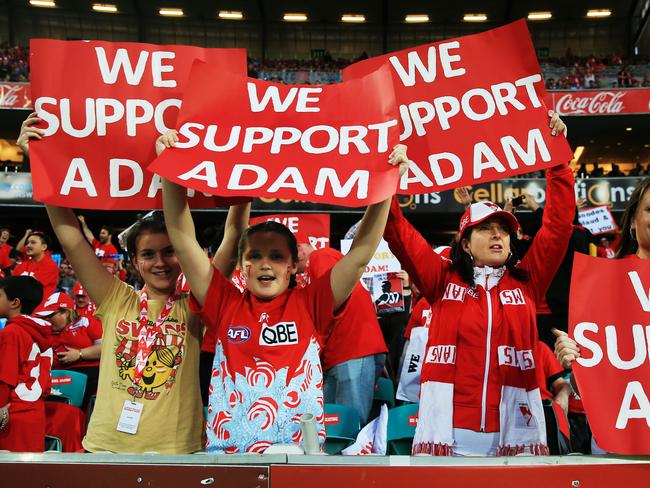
[
  {"xmin": 48, "ymin": 370, "xmax": 88, "ymax": 408},
  {"xmin": 387, "ymin": 403, "xmax": 419, "ymax": 455},
  {"xmin": 323, "ymin": 403, "xmax": 361, "ymax": 454},
  {"xmin": 373, "ymin": 377, "xmax": 395, "ymax": 408},
  {"xmin": 44, "ymin": 435, "xmax": 62, "ymax": 452}
]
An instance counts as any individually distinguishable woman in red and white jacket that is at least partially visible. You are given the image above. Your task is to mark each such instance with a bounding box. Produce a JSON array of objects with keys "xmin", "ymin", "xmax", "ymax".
[{"xmin": 385, "ymin": 112, "xmax": 574, "ymax": 456}]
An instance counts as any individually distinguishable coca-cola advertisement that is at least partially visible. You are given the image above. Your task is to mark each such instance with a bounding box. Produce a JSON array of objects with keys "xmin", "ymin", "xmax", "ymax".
[
  {"xmin": 0, "ymin": 82, "xmax": 31, "ymax": 109},
  {"xmin": 544, "ymin": 89, "xmax": 650, "ymax": 116}
]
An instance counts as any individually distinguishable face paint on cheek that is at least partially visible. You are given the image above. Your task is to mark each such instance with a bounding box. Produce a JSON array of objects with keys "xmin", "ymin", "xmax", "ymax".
[{"xmin": 243, "ymin": 265, "xmax": 251, "ymax": 281}]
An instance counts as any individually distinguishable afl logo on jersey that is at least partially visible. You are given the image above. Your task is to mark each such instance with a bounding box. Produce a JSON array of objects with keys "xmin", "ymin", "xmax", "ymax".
[{"xmin": 227, "ymin": 325, "xmax": 251, "ymax": 344}]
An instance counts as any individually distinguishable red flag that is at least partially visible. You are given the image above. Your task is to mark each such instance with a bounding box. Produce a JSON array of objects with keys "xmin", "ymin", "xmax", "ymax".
[
  {"xmin": 343, "ymin": 20, "xmax": 574, "ymax": 194},
  {"xmin": 569, "ymin": 253, "xmax": 650, "ymax": 454},
  {"xmin": 29, "ymin": 39, "xmax": 246, "ymax": 209}
]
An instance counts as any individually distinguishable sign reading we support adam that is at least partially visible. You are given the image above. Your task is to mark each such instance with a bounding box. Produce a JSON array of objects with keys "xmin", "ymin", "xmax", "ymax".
[
  {"xmin": 149, "ymin": 61, "xmax": 400, "ymax": 206},
  {"xmin": 569, "ymin": 254, "xmax": 650, "ymax": 454},
  {"xmin": 29, "ymin": 39, "xmax": 246, "ymax": 209},
  {"xmin": 343, "ymin": 19, "xmax": 574, "ymax": 194}
]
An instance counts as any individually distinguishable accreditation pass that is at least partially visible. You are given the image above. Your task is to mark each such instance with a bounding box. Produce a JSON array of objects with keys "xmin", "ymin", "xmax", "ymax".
[{"xmin": 117, "ymin": 400, "xmax": 144, "ymax": 434}]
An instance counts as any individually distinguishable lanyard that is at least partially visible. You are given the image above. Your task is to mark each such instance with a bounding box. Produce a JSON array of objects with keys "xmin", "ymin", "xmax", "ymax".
[{"xmin": 132, "ymin": 277, "xmax": 182, "ymax": 387}]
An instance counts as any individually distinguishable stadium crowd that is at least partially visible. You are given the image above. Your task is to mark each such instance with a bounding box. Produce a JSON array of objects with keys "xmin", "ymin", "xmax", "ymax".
[{"xmin": 1, "ymin": 44, "xmax": 650, "ymax": 88}]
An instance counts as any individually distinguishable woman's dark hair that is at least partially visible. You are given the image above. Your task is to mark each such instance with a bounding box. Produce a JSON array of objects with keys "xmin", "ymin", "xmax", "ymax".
[
  {"xmin": 617, "ymin": 177, "xmax": 650, "ymax": 258},
  {"xmin": 238, "ymin": 220, "xmax": 299, "ymax": 288},
  {"xmin": 125, "ymin": 212, "xmax": 167, "ymax": 260},
  {"xmin": 450, "ymin": 229, "xmax": 529, "ymax": 286}
]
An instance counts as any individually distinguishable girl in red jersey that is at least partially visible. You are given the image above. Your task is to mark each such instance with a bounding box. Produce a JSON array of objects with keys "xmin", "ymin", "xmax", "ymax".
[
  {"xmin": 385, "ymin": 112, "xmax": 573, "ymax": 456},
  {"xmin": 157, "ymin": 131, "xmax": 406, "ymax": 454}
]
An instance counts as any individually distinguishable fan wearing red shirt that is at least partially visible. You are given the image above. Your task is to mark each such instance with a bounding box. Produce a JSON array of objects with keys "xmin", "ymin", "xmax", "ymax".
[
  {"xmin": 0, "ymin": 228, "xmax": 14, "ymax": 271},
  {"xmin": 35, "ymin": 292, "xmax": 103, "ymax": 408},
  {"xmin": 158, "ymin": 130, "xmax": 407, "ymax": 453},
  {"xmin": 12, "ymin": 231, "xmax": 58, "ymax": 301},
  {"xmin": 78, "ymin": 216, "xmax": 119, "ymax": 258},
  {"xmin": 298, "ymin": 243, "xmax": 387, "ymax": 424},
  {"xmin": 72, "ymin": 281, "xmax": 97, "ymax": 318},
  {"xmin": 0, "ymin": 276, "xmax": 53, "ymax": 452}
]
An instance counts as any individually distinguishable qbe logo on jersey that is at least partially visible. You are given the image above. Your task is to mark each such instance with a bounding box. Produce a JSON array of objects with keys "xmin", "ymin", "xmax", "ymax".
[
  {"xmin": 227, "ymin": 325, "xmax": 251, "ymax": 344},
  {"xmin": 259, "ymin": 322, "xmax": 299, "ymax": 346}
]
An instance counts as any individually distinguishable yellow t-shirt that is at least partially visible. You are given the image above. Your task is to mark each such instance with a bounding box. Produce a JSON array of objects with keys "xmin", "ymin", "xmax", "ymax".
[{"xmin": 83, "ymin": 278, "xmax": 203, "ymax": 453}]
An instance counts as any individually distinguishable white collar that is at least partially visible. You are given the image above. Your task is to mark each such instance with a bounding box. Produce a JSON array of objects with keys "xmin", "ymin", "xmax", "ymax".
[{"xmin": 473, "ymin": 265, "xmax": 505, "ymax": 291}]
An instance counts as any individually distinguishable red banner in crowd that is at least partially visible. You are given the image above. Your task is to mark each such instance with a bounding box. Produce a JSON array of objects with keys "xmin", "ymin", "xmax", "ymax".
[
  {"xmin": 544, "ymin": 89, "xmax": 650, "ymax": 116},
  {"xmin": 29, "ymin": 39, "xmax": 246, "ymax": 209},
  {"xmin": 0, "ymin": 82, "xmax": 31, "ymax": 109},
  {"xmin": 249, "ymin": 213, "xmax": 330, "ymax": 248},
  {"xmin": 149, "ymin": 60, "xmax": 399, "ymax": 206},
  {"xmin": 569, "ymin": 253, "xmax": 650, "ymax": 454},
  {"xmin": 342, "ymin": 20, "xmax": 574, "ymax": 195}
]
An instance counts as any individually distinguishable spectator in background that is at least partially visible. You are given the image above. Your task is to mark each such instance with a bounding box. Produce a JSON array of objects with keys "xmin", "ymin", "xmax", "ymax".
[
  {"xmin": 12, "ymin": 230, "xmax": 59, "ymax": 301},
  {"xmin": 71, "ymin": 281, "xmax": 96, "ymax": 318},
  {"xmin": 590, "ymin": 164, "xmax": 605, "ymax": 177},
  {"xmin": 56, "ymin": 260, "xmax": 76, "ymax": 294},
  {"xmin": 0, "ymin": 228, "xmax": 14, "ymax": 272},
  {"xmin": 0, "ymin": 276, "xmax": 50, "ymax": 452},
  {"xmin": 298, "ymin": 242, "xmax": 387, "ymax": 424},
  {"xmin": 596, "ymin": 236, "xmax": 616, "ymax": 259},
  {"xmin": 77, "ymin": 216, "xmax": 119, "ymax": 258},
  {"xmin": 607, "ymin": 163, "xmax": 625, "ymax": 177},
  {"xmin": 576, "ymin": 163, "xmax": 589, "ymax": 179},
  {"xmin": 617, "ymin": 66, "xmax": 633, "ymax": 87},
  {"xmin": 628, "ymin": 163, "xmax": 647, "ymax": 176},
  {"xmin": 35, "ymin": 291, "xmax": 102, "ymax": 408}
]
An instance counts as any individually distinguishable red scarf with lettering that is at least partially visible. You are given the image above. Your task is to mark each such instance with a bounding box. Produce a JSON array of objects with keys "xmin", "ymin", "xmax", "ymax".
[{"xmin": 412, "ymin": 267, "xmax": 548, "ymax": 456}]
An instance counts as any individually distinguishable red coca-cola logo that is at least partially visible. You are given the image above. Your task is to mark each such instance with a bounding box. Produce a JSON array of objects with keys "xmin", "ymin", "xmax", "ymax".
[{"xmin": 556, "ymin": 91, "xmax": 625, "ymax": 115}]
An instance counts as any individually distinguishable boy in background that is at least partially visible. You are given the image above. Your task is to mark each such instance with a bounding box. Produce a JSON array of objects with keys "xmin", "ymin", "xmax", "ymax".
[{"xmin": 0, "ymin": 276, "xmax": 53, "ymax": 452}]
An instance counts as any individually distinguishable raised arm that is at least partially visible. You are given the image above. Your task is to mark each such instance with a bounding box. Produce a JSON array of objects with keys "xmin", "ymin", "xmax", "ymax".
[
  {"xmin": 329, "ymin": 145, "xmax": 406, "ymax": 311},
  {"xmin": 17, "ymin": 112, "xmax": 113, "ymax": 305},
  {"xmin": 212, "ymin": 202, "xmax": 251, "ymax": 278},
  {"xmin": 77, "ymin": 215, "xmax": 97, "ymax": 245},
  {"xmin": 16, "ymin": 228, "xmax": 31, "ymax": 253},
  {"xmin": 157, "ymin": 130, "xmax": 236, "ymax": 307},
  {"xmin": 519, "ymin": 112, "xmax": 575, "ymax": 302}
]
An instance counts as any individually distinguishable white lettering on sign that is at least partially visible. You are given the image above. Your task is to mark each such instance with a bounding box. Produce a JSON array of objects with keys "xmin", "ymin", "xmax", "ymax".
[
  {"xmin": 95, "ymin": 48, "xmax": 177, "ymax": 87},
  {"xmin": 616, "ymin": 381, "xmax": 650, "ymax": 429}
]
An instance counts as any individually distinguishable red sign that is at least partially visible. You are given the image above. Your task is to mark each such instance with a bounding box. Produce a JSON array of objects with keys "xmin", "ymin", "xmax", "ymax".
[
  {"xmin": 569, "ymin": 253, "xmax": 650, "ymax": 454},
  {"xmin": 51, "ymin": 376, "xmax": 72, "ymax": 385},
  {"xmin": 0, "ymin": 82, "xmax": 31, "ymax": 109},
  {"xmin": 545, "ymin": 89, "xmax": 650, "ymax": 116},
  {"xmin": 407, "ymin": 415, "xmax": 418, "ymax": 426},
  {"xmin": 149, "ymin": 60, "xmax": 400, "ymax": 206},
  {"xmin": 29, "ymin": 39, "xmax": 247, "ymax": 209},
  {"xmin": 342, "ymin": 20, "xmax": 573, "ymax": 195},
  {"xmin": 249, "ymin": 213, "xmax": 330, "ymax": 249}
]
